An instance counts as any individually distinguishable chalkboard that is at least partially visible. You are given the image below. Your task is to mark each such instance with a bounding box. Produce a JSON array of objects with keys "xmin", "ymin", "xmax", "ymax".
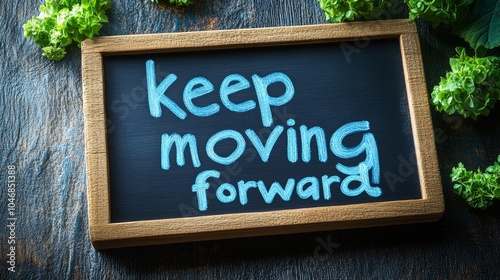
[{"xmin": 82, "ymin": 19, "xmax": 444, "ymax": 249}]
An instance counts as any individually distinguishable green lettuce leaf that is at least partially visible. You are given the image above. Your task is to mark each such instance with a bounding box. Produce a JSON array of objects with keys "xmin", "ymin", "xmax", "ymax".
[{"xmin": 454, "ymin": 0, "xmax": 500, "ymax": 50}]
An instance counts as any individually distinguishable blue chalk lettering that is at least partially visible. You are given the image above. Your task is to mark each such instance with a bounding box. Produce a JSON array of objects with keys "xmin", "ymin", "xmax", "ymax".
[
  {"xmin": 216, "ymin": 183, "xmax": 237, "ymax": 203},
  {"xmin": 161, "ymin": 133, "xmax": 200, "ymax": 170},
  {"xmin": 330, "ymin": 121, "xmax": 380, "ymax": 185},
  {"xmin": 340, "ymin": 163, "xmax": 382, "ymax": 197},
  {"xmin": 245, "ymin": 126, "xmax": 284, "ymax": 162},
  {"xmin": 183, "ymin": 77, "xmax": 220, "ymax": 117},
  {"xmin": 146, "ymin": 60, "xmax": 187, "ymax": 119},
  {"xmin": 296, "ymin": 176, "xmax": 320, "ymax": 200},
  {"xmin": 237, "ymin": 180, "xmax": 257, "ymax": 205},
  {"xmin": 300, "ymin": 125, "xmax": 328, "ymax": 163},
  {"xmin": 206, "ymin": 130, "xmax": 246, "ymax": 165},
  {"xmin": 287, "ymin": 119, "xmax": 298, "ymax": 163},
  {"xmin": 321, "ymin": 175, "xmax": 340, "ymax": 200},
  {"xmin": 192, "ymin": 170, "xmax": 220, "ymax": 211},
  {"xmin": 330, "ymin": 121, "xmax": 370, "ymax": 159},
  {"xmin": 257, "ymin": 179, "xmax": 295, "ymax": 203},
  {"xmin": 252, "ymin": 72, "xmax": 295, "ymax": 127},
  {"xmin": 220, "ymin": 74, "xmax": 255, "ymax": 112}
]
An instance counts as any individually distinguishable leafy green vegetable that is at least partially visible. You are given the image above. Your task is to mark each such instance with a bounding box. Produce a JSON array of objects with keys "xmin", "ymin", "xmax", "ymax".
[
  {"xmin": 318, "ymin": 0, "xmax": 391, "ymax": 23},
  {"xmin": 453, "ymin": 0, "xmax": 500, "ymax": 50},
  {"xmin": 451, "ymin": 155, "xmax": 500, "ymax": 209},
  {"xmin": 23, "ymin": 0, "xmax": 111, "ymax": 61},
  {"xmin": 431, "ymin": 48, "xmax": 500, "ymax": 120},
  {"xmin": 404, "ymin": 0, "xmax": 473, "ymax": 27},
  {"xmin": 151, "ymin": 0, "xmax": 194, "ymax": 6}
]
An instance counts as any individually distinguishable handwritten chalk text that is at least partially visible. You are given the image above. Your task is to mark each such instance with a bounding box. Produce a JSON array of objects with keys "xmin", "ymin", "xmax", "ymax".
[{"xmin": 146, "ymin": 60, "xmax": 382, "ymax": 211}]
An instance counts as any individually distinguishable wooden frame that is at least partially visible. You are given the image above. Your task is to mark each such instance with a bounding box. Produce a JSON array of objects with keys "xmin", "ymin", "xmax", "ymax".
[{"xmin": 82, "ymin": 19, "xmax": 444, "ymax": 249}]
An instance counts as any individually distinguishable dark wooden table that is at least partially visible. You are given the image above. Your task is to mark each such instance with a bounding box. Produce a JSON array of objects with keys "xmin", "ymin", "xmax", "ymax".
[{"xmin": 1, "ymin": 0, "xmax": 499, "ymax": 279}]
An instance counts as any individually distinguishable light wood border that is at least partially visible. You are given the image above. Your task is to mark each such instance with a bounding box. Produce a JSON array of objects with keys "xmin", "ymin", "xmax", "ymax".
[{"xmin": 82, "ymin": 19, "xmax": 444, "ymax": 249}]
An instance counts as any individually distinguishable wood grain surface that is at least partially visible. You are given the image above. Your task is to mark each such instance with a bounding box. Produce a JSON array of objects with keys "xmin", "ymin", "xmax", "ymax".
[{"xmin": 1, "ymin": 0, "xmax": 499, "ymax": 279}]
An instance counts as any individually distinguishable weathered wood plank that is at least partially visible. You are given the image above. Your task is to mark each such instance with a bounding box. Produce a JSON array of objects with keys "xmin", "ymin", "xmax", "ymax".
[{"xmin": 1, "ymin": 0, "xmax": 499, "ymax": 279}]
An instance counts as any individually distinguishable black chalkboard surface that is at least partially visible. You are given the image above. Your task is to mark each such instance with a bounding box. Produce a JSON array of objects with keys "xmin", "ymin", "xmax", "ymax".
[
  {"xmin": 104, "ymin": 39, "xmax": 420, "ymax": 222},
  {"xmin": 82, "ymin": 20, "xmax": 443, "ymax": 249}
]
